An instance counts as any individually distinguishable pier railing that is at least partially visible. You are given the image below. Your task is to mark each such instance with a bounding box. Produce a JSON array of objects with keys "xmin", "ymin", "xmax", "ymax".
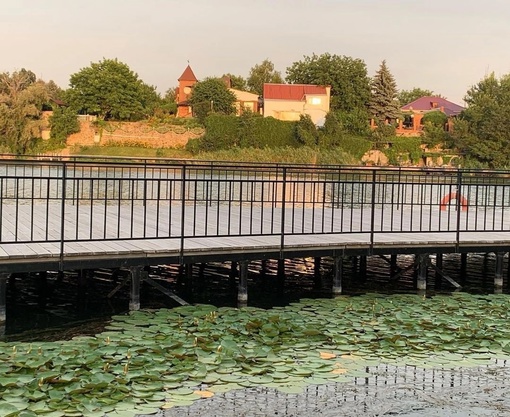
[{"xmin": 1, "ymin": 156, "xmax": 510, "ymax": 256}]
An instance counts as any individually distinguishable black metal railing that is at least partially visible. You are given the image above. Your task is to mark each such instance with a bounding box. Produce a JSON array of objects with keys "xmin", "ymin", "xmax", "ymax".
[{"xmin": 1, "ymin": 156, "xmax": 510, "ymax": 259}]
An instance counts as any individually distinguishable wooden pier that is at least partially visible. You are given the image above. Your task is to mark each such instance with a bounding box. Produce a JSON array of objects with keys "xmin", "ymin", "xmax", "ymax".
[{"xmin": 1, "ymin": 157, "xmax": 510, "ymax": 322}]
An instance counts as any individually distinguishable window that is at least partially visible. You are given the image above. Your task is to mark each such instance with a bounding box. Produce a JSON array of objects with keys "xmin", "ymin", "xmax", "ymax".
[{"xmin": 309, "ymin": 97, "xmax": 321, "ymax": 105}]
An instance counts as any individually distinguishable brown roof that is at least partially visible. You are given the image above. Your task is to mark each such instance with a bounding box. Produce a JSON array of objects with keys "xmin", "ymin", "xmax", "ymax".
[
  {"xmin": 178, "ymin": 65, "xmax": 197, "ymax": 82},
  {"xmin": 263, "ymin": 83, "xmax": 328, "ymax": 100}
]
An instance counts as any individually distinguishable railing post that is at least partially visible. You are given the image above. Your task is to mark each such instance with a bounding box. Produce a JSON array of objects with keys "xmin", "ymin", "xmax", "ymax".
[
  {"xmin": 59, "ymin": 162, "xmax": 67, "ymax": 271},
  {"xmin": 369, "ymin": 169, "xmax": 377, "ymax": 254},
  {"xmin": 180, "ymin": 165, "xmax": 186, "ymax": 265},
  {"xmin": 280, "ymin": 167, "xmax": 287, "ymax": 259}
]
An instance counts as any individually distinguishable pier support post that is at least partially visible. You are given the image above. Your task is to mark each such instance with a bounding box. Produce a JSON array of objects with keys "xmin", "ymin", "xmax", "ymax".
[
  {"xmin": 238, "ymin": 261, "xmax": 248, "ymax": 305},
  {"xmin": 332, "ymin": 256, "xmax": 342, "ymax": 296},
  {"xmin": 229, "ymin": 261, "xmax": 238, "ymax": 290},
  {"xmin": 129, "ymin": 266, "xmax": 142, "ymax": 311},
  {"xmin": 277, "ymin": 259, "xmax": 285, "ymax": 294},
  {"xmin": 37, "ymin": 271, "xmax": 49, "ymax": 309},
  {"xmin": 495, "ymin": 252, "xmax": 504, "ymax": 289},
  {"xmin": 0, "ymin": 274, "xmax": 8, "ymax": 325},
  {"xmin": 417, "ymin": 254, "xmax": 428, "ymax": 291},
  {"xmin": 314, "ymin": 257, "xmax": 322, "ymax": 289},
  {"xmin": 435, "ymin": 253, "xmax": 443, "ymax": 287},
  {"xmin": 390, "ymin": 254, "xmax": 398, "ymax": 277},
  {"xmin": 460, "ymin": 253, "xmax": 468, "ymax": 282},
  {"xmin": 359, "ymin": 256, "xmax": 367, "ymax": 281}
]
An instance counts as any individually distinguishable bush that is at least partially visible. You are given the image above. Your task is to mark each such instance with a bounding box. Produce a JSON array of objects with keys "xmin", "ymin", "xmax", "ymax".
[
  {"xmin": 186, "ymin": 113, "xmax": 298, "ymax": 153},
  {"xmin": 383, "ymin": 137, "xmax": 422, "ymax": 165},
  {"xmin": 49, "ymin": 107, "xmax": 80, "ymax": 146}
]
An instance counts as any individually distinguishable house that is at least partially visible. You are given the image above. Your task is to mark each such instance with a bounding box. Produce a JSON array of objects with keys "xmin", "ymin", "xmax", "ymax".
[
  {"xmin": 221, "ymin": 76, "xmax": 261, "ymax": 115},
  {"xmin": 397, "ymin": 96, "xmax": 465, "ymax": 136},
  {"xmin": 262, "ymin": 83, "xmax": 331, "ymax": 125},
  {"xmin": 176, "ymin": 65, "xmax": 198, "ymax": 118}
]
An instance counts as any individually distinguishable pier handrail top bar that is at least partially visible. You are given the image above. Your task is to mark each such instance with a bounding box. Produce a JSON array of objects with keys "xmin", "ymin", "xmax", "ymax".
[{"xmin": 1, "ymin": 153, "xmax": 510, "ymax": 176}]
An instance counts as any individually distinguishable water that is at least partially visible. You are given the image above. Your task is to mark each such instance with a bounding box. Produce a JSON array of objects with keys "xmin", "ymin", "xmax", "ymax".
[
  {"xmin": 3, "ymin": 253, "xmax": 508, "ymax": 416},
  {"xmin": 4, "ymin": 253, "xmax": 504, "ymax": 340},
  {"xmin": 155, "ymin": 361, "xmax": 510, "ymax": 417}
]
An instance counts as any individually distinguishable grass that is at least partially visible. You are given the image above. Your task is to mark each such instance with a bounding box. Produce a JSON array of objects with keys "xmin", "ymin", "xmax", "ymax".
[
  {"xmin": 70, "ymin": 145, "xmax": 360, "ymax": 165},
  {"xmin": 72, "ymin": 146, "xmax": 193, "ymax": 159}
]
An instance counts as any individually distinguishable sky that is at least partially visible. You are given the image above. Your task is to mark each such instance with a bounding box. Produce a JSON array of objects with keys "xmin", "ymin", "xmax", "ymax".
[{"xmin": 2, "ymin": 0, "xmax": 510, "ymax": 105}]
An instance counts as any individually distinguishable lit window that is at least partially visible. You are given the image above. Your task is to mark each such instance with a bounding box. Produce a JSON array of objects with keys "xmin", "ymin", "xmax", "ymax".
[{"xmin": 310, "ymin": 97, "xmax": 321, "ymax": 105}]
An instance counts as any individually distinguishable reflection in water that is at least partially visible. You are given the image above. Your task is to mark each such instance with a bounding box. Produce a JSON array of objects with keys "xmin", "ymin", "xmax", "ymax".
[{"xmin": 160, "ymin": 360, "xmax": 510, "ymax": 417}]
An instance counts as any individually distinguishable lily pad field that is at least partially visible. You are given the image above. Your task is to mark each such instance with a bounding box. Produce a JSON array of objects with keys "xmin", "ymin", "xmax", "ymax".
[{"xmin": 1, "ymin": 292, "xmax": 510, "ymax": 416}]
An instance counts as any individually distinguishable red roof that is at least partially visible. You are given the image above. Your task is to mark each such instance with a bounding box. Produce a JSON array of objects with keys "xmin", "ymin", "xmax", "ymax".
[
  {"xmin": 263, "ymin": 83, "xmax": 328, "ymax": 100},
  {"xmin": 178, "ymin": 65, "xmax": 197, "ymax": 82},
  {"xmin": 401, "ymin": 96, "xmax": 465, "ymax": 117}
]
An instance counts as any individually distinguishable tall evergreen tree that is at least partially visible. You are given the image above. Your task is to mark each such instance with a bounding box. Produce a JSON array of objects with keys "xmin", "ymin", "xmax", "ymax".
[{"xmin": 369, "ymin": 60, "xmax": 400, "ymax": 124}]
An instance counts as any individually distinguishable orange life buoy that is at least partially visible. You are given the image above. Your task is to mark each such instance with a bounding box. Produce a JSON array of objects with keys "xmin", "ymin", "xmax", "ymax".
[{"xmin": 440, "ymin": 192, "xmax": 468, "ymax": 211}]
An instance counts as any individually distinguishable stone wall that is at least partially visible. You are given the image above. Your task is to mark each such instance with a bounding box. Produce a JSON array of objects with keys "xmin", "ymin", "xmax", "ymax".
[{"xmin": 66, "ymin": 121, "xmax": 204, "ymax": 149}]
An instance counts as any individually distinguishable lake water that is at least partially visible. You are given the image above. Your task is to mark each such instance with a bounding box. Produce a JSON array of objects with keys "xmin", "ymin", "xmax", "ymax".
[{"xmin": 3, "ymin": 253, "xmax": 509, "ymax": 417}]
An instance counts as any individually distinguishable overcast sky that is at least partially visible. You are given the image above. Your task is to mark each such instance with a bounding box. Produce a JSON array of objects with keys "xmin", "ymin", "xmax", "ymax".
[{"xmin": 2, "ymin": 0, "xmax": 509, "ymax": 104}]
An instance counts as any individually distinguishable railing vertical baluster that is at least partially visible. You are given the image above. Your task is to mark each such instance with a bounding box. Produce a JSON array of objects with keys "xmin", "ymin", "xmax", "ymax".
[
  {"xmin": 180, "ymin": 165, "xmax": 186, "ymax": 265},
  {"xmin": 280, "ymin": 167, "xmax": 287, "ymax": 259},
  {"xmin": 455, "ymin": 169, "xmax": 463, "ymax": 249},
  {"xmin": 370, "ymin": 169, "xmax": 377, "ymax": 253},
  {"xmin": 59, "ymin": 162, "xmax": 67, "ymax": 271}
]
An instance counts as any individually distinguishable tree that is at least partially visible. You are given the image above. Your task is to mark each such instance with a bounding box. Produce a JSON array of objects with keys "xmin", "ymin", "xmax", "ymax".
[
  {"xmin": 398, "ymin": 87, "xmax": 435, "ymax": 106},
  {"xmin": 222, "ymin": 73, "xmax": 247, "ymax": 90},
  {"xmin": 188, "ymin": 78, "xmax": 236, "ymax": 121},
  {"xmin": 49, "ymin": 106, "xmax": 80, "ymax": 146},
  {"xmin": 295, "ymin": 114, "xmax": 319, "ymax": 146},
  {"xmin": 454, "ymin": 72, "xmax": 510, "ymax": 167},
  {"xmin": 0, "ymin": 70, "xmax": 48, "ymax": 153},
  {"xmin": 66, "ymin": 58, "xmax": 159, "ymax": 121},
  {"xmin": 286, "ymin": 53, "xmax": 371, "ymax": 112},
  {"xmin": 369, "ymin": 60, "xmax": 401, "ymax": 124},
  {"xmin": 247, "ymin": 59, "xmax": 283, "ymax": 96}
]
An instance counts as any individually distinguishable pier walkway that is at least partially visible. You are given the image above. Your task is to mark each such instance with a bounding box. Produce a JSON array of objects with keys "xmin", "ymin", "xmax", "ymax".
[{"xmin": 0, "ymin": 156, "xmax": 510, "ymax": 312}]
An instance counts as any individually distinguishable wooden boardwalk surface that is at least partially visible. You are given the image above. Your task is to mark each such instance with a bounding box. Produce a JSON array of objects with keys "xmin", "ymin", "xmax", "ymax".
[{"xmin": 1, "ymin": 201, "xmax": 510, "ymax": 273}]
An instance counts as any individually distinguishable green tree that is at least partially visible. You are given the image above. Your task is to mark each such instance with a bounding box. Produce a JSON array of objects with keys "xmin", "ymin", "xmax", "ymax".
[
  {"xmin": 369, "ymin": 60, "xmax": 400, "ymax": 124},
  {"xmin": 421, "ymin": 111, "xmax": 448, "ymax": 148},
  {"xmin": 48, "ymin": 106, "xmax": 80, "ymax": 146},
  {"xmin": 222, "ymin": 73, "xmax": 247, "ymax": 90},
  {"xmin": 286, "ymin": 53, "xmax": 371, "ymax": 112},
  {"xmin": 455, "ymin": 72, "xmax": 510, "ymax": 167},
  {"xmin": 66, "ymin": 58, "xmax": 159, "ymax": 121},
  {"xmin": 247, "ymin": 59, "xmax": 283, "ymax": 96},
  {"xmin": 188, "ymin": 78, "xmax": 236, "ymax": 122},
  {"xmin": 295, "ymin": 114, "xmax": 319, "ymax": 146},
  {"xmin": 0, "ymin": 70, "xmax": 48, "ymax": 153},
  {"xmin": 398, "ymin": 87, "xmax": 435, "ymax": 105}
]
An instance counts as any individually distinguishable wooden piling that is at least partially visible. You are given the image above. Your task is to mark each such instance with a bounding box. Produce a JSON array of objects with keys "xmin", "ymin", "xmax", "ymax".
[
  {"xmin": 277, "ymin": 259, "xmax": 285, "ymax": 293},
  {"xmin": 314, "ymin": 257, "xmax": 322, "ymax": 289},
  {"xmin": 359, "ymin": 256, "xmax": 367, "ymax": 281},
  {"xmin": 229, "ymin": 261, "xmax": 238, "ymax": 289},
  {"xmin": 332, "ymin": 256, "xmax": 342, "ymax": 296},
  {"xmin": 238, "ymin": 261, "xmax": 248, "ymax": 304},
  {"xmin": 0, "ymin": 274, "xmax": 8, "ymax": 324},
  {"xmin": 390, "ymin": 254, "xmax": 398, "ymax": 277},
  {"xmin": 435, "ymin": 253, "xmax": 443, "ymax": 287},
  {"xmin": 417, "ymin": 254, "xmax": 428, "ymax": 291},
  {"xmin": 495, "ymin": 252, "xmax": 504, "ymax": 289},
  {"xmin": 129, "ymin": 266, "xmax": 142, "ymax": 311},
  {"xmin": 460, "ymin": 253, "xmax": 468, "ymax": 281}
]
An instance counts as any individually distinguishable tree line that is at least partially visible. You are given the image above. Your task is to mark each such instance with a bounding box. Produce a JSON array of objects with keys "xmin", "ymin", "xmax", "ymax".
[{"xmin": 1, "ymin": 56, "xmax": 510, "ymax": 168}]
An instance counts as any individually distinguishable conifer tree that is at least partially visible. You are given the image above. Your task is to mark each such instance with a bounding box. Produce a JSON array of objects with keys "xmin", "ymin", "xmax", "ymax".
[{"xmin": 369, "ymin": 60, "xmax": 400, "ymax": 124}]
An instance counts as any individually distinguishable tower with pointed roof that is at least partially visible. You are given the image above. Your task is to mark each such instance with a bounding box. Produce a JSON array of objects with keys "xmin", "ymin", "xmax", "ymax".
[{"xmin": 176, "ymin": 65, "xmax": 198, "ymax": 118}]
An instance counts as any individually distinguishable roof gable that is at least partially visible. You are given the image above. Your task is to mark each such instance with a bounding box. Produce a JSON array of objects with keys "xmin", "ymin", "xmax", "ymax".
[
  {"xmin": 401, "ymin": 96, "xmax": 465, "ymax": 116},
  {"xmin": 263, "ymin": 83, "xmax": 328, "ymax": 101},
  {"xmin": 178, "ymin": 65, "xmax": 197, "ymax": 82}
]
